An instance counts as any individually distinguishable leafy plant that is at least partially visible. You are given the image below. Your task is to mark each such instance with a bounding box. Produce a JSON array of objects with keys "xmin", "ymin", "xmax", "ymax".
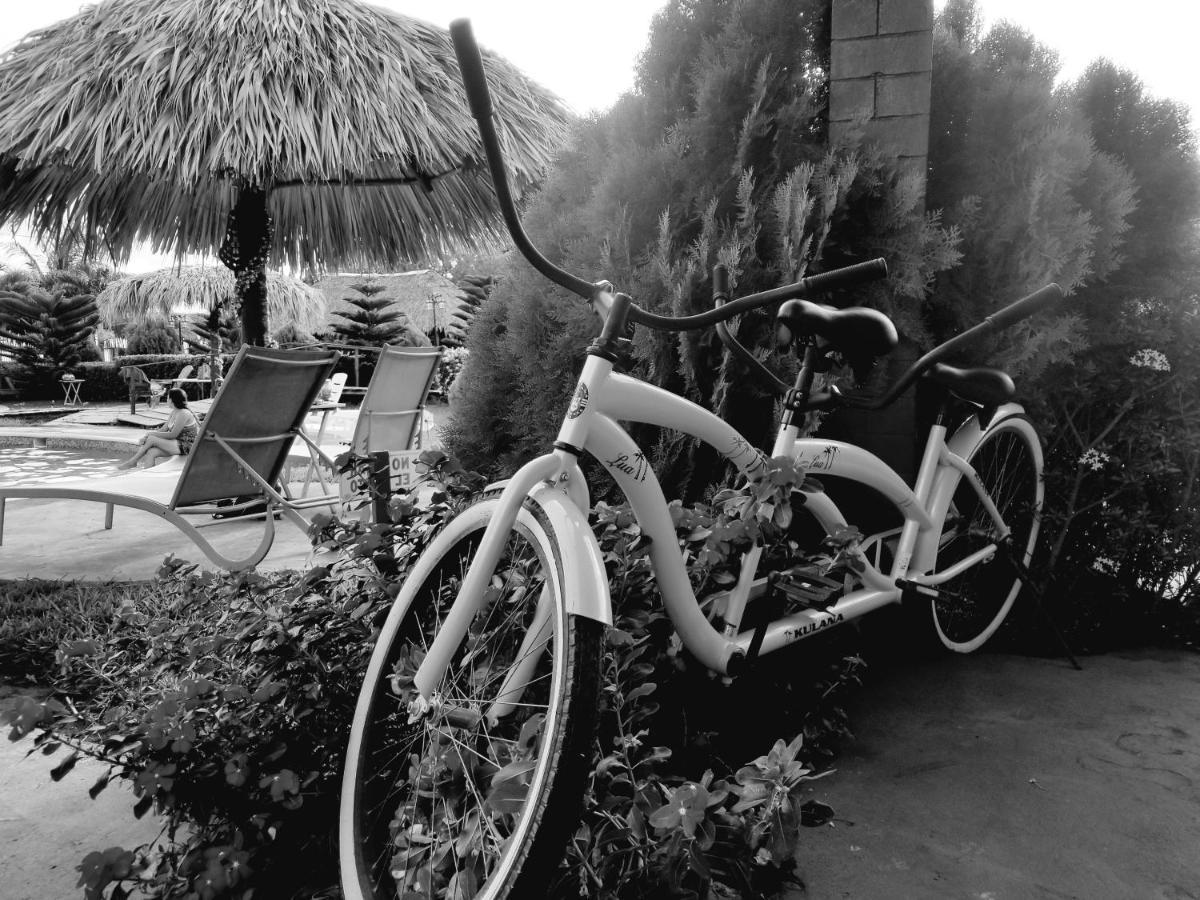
[
  {"xmin": 123, "ymin": 321, "xmax": 182, "ymax": 355},
  {"xmin": 431, "ymin": 346, "xmax": 469, "ymax": 400},
  {"xmin": 6, "ymin": 452, "xmax": 864, "ymax": 899}
]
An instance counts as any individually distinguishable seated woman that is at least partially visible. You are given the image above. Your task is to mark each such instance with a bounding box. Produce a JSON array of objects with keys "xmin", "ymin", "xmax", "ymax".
[{"xmin": 117, "ymin": 388, "xmax": 200, "ymax": 470}]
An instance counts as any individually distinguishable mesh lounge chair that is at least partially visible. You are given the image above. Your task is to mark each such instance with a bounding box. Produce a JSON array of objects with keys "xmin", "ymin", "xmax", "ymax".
[
  {"xmin": 349, "ymin": 345, "xmax": 442, "ymax": 455},
  {"xmin": 0, "ymin": 346, "xmax": 340, "ymax": 571},
  {"xmin": 318, "ymin": 345, "xmax": 441, "ymax": 521}
]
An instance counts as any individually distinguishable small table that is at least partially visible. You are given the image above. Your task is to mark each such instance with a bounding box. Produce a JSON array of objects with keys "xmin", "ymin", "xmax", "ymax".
[{"xmin": 59, "ymin": 378, "xmax": 84, "ymax": 405}]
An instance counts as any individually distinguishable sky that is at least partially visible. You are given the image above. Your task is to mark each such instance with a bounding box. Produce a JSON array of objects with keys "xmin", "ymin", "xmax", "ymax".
[{"xmin": 1, "ymin": 0, "xmax": 1197, "ymax": 272}]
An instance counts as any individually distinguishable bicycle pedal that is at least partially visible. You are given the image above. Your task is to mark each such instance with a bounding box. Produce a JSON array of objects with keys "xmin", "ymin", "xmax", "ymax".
[
  {"xmin": 896, "ymin": 579, "xmax": 964, "ymax": 606},
  {"xmin": 770, "ymin": 566, "xmax": 843, "ymax": 611}
]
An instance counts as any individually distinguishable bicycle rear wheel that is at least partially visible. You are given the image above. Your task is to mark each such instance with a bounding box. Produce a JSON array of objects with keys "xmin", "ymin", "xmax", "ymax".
[
  {"xmin": 931, "ymin": 414, "xmax": 1043, "ymax": 652},
  {"xmin": 340, "ymin": 495, "xmax": 603, "ymax": 900}
]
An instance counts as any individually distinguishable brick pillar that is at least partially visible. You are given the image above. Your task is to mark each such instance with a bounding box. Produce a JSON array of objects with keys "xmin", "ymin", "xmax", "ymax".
[
  {"xmin": 821, "ymin": 0, "xmax": 933, "ymax": 491},
  {"xmin": 830, "ymin": 0, "xmax": 933, "ymax": 186}
]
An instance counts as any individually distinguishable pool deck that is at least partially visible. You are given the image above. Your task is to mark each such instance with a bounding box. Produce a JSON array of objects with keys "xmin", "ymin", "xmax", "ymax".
[{"xmin": 0, "ymin": 403, "xmax": 445, "ymax": 582}]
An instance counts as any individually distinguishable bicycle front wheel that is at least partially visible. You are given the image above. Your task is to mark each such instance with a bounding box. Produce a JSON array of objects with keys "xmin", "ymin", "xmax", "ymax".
[
  {"xmin": 340, "ymin": 495, "xmax": 603, "ymax": 900},
  {"xmin": 931, "ymin": 414, "xmax": 1043, "ymax": 652}
]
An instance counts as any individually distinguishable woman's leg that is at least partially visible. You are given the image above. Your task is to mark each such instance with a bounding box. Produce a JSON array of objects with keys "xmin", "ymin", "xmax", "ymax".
[
  {"xmin": 118, "ymin": 433, "xmax": 180, "ymax": 469},
  {"xmin": 117, "ymin": 435, "xmax": 152, "ymax": 469}
]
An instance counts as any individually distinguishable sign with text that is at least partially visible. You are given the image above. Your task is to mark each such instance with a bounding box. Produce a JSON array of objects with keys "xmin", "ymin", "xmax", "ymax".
[
  {"xmin": 337, "ymin": 450, "xmax": 423, "ymax": 522},
  {"xmin": 384, "ymin": 450, "xmax": 422, "ymax": 491}
]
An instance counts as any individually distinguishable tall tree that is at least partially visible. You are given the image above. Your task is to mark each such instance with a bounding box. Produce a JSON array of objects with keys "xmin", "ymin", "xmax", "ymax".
[
  {"xmin": 927, "ymin": 0, "xmax": 1137, "ymax": 377},
  {"xmin": 1067, "ymin": 59, "xmax": 1200, "ymax": 311},
  {"xmin": 447, "ymin": 0, "xmax": 957, "ymax": 489},
  {"xmin": 329, "ymin": 283, "xmax": 415, "ymax": 346},
  {"xmin": 0, "ymin": 281, "xmax": 100, "ymax": 387}
]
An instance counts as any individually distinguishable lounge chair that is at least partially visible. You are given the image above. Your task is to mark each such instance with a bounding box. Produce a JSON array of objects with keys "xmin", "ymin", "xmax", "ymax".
[
  {"xmin": 349, "ymin": 344, "xmax": 443, "ymax": 455},
  {"xmin": 0, "ymin": 346, "xmax": 340, "ymax": 572},
  {"xmin": 324, "ymin": 344, "xmax": 442, "ymax": 520}
]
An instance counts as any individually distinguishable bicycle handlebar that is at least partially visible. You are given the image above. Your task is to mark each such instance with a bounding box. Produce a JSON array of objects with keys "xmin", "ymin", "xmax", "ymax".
[
  {"xmin": 451, "ymin": 19, "xmax": 887, "ymax": 335},
  {"xmin": 835, "ymin": 282, "xmax": 1065, "ymax": 410},
  {"xmin": 450, "ymin": 20, "xmax": 597, "ymax": 300},
  {"xmin": 629, "ymin": 258, "xmax": 888, "ymax": 332}
]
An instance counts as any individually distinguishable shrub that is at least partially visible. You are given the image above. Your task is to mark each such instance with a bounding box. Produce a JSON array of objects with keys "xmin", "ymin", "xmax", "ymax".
[
  {"xmin": 0, "ymin": 581, "xmax": 148, "ymax": 683},
  {"xmin": 124, "ymin": 322, "xmax": 182, "ymax": 356},
  {"xmin": 271, "ymin": 322, "xmax": 315, "ymax": 349},
  {"xmin": 6, "ymin": 453, "xmax": 863, "ymax": 899},
  {"xmin": 432, "ymin": 346, "xmax": 469, "ymax": 400},
  {"xmin": 1016, "ymin": 294, "xmax": 1200, "ymax": 652}
]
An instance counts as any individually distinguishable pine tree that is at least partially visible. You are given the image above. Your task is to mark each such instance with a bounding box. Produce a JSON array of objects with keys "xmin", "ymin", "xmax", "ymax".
[
  {"xmin": 330, "ymin": 282, "xmax": 413, "ymax": 346},
  {"xmin": 0, "ymin": 285, "xmax": 100, "ymax": 387}
]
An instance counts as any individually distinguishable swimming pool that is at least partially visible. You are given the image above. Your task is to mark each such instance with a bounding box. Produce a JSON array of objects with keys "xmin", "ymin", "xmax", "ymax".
[{"xmin": 0, "ymin": 445, "xmax": 126, "ymax": 486}]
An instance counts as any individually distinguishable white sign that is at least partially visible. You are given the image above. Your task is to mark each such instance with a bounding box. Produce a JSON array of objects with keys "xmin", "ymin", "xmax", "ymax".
[
  {"xmin": 336, "ymin": 450, "xmax": 423, "ymax": 521},
  {"xmin": 386, "ymin": 450, "xmax": 422, "ymax": 491}
]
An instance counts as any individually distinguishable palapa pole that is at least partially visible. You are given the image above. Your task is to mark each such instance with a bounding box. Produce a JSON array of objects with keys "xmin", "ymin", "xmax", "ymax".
[{"xmin": 218, "ymin": 185, "xmax": 274, "ymax": 347}]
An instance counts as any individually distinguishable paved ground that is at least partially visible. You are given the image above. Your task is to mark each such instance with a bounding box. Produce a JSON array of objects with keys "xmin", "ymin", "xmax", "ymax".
[
  {"xmin": 4, "ymin": 650, "xmax": 1197, "ymax": 899},
  {"xmin": 793, "ymin": 648, "xmax": 1200, "ymax": 899}
]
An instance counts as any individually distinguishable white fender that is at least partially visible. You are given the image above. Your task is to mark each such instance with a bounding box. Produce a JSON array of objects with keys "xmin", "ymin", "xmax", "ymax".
[
  {"xmin": 523, "ymin": 481, "xmax": 613, "ymax": 626},
  {"xmin": 910, "ymin": 403, "xmax": 1028, "ymax": 574}
]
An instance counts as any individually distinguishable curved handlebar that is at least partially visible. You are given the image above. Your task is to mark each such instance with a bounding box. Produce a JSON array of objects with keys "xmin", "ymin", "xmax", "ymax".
[
  {"xmin": 834, "ymin": 283, "xmax": 1065, "ymax": 411},
  {"xmin": 452, "ymin": 19, "xmax": 887, "ymax": 336},
  {"xmin": 450, "ymin": 20, "xmax": 597, "ymax": 300},
  {"xmin": 630, "ymin": 258, "xmax": 889, "ymax": 332}
]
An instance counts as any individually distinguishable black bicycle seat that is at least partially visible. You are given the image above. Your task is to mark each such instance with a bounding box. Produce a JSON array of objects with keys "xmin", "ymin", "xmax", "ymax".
[
  {"xmin": 925, "ymin": 363, "xmax": 1015, "ymax": 406},
  {"xmin": 776, "ymin": 300, "xmax": 898, "ymax": 359}
]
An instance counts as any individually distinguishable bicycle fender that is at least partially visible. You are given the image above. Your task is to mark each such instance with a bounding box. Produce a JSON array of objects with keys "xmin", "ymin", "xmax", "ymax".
[
  {"xmin": 524, "ymin": 482, "xmax": 613, "ymax": 627},
  {"xmin": 911, "ymin": 403, "xmax": 1027, "ymax": 574}
]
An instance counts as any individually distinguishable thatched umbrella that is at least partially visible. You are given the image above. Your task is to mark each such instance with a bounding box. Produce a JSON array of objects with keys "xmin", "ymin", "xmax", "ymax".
[
  {"xmin": 97, "ymin": 265, "xmax": 330, "ymax": 389},
  {"xmin": 96, "ymin": 266, "xmax": 327, "ymax": 336},
  {"xmin": 0, "ymin": 0, "xmax": 569, "ymax": 345}
]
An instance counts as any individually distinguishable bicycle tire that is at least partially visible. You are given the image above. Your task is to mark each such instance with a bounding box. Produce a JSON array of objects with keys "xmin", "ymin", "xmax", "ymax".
[
  {"xmin": 930, "ymin": 414, "xmax": 1043, "ymax": 652},
  {"xmin": 340, "ymin": 494, "xmax": 603, "ymax": 900}
]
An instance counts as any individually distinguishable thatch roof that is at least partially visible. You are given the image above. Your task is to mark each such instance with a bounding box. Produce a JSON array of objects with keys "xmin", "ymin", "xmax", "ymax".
[
  {"xmin": 315, "ymin": 269, "xmax": 470, "ymax": 339},
  {"xmin": 0, "ymin": 0, "xmax": 570, "ymax": 269},
  {"xmin": 97, "ymin": 266, "xmax": 327, "ymax": 334}
]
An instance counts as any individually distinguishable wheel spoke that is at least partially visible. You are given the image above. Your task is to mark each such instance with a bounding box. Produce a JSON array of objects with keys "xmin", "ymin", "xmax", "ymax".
[
  {"xmin": 342, "ymin": 502, "xmax": 594, "ymax": 900},
  {"xmin": 933, "ymin": 420, "xmax": 1042, "ymax": 650}
]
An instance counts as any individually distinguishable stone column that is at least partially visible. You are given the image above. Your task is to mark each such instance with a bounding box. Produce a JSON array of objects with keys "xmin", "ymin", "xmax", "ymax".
[
  {"xmin": 830, "ymin": 0, "xmax": 933, "ymax": 187},
  {"xmin": 822, "ymin": 0, "xmax": 933, "ymax": 486}
]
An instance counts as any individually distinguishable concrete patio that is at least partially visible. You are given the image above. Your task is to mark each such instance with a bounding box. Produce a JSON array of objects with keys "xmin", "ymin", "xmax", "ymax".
[{"xmin": 0, "ymin": 401, "xmax": 446, "ymax": 581}]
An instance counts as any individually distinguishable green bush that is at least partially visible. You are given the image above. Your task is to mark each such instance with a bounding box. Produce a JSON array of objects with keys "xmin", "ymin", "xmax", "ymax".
[
  {"xmin": 0, "ymin": 581, "xmax": 149, "ymax": 683},
  {"xmin": 5, "ymin": 453, "xmax": 863, "ymax": 899},
  {"xmin": 1014, "ymin": 294, "xmax": 1200, "ymax": 652},
  {"xmin": 124, "ymin": 322, "xmax": 181, "ymax": 355}
]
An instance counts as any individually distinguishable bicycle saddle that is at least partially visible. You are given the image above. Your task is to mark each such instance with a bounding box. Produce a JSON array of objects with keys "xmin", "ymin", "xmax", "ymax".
[
  {"xmin": 925, "ymin": 363, "xmax": 1015, "ymax": 406},
  {"xmin": 775, "ymin": 300, "xmax": 899, "ymax": 359}
]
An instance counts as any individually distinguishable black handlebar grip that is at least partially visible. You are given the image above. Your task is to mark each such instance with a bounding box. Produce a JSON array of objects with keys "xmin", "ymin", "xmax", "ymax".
[
  {"xmin": 450, "ymin": 19, "xmax": 493, "ymax": 121},
  {"xmin": 712, "ymin": 264, "xmax": 731, "ymax": 304},
  {"xmin": 985, "ymin": 283, "xmax": 1064, "ymax": 331},
  {"xmin": 801, "ymin": 258, "xmax": 889, "ymax": 295}
]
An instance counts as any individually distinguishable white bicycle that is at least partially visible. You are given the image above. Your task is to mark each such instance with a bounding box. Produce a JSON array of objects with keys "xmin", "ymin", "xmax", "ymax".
[{"xmin": 338, "ymin": 20, "xmax": 1064, "ymax": 900}]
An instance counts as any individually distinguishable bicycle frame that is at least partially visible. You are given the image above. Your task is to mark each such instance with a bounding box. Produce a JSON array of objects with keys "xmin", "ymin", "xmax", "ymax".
[{"xmin": 412, "ymin": 319, "xmax": 1026, "ymax": 697}]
